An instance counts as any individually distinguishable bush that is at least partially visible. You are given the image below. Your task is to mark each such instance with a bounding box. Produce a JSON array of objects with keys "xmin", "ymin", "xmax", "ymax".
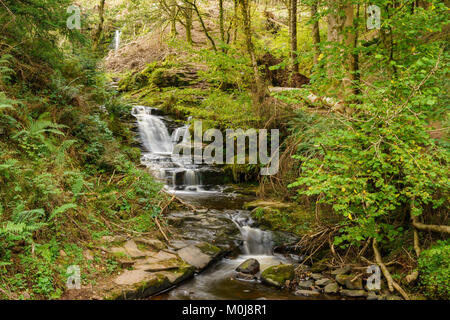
[{"xmin": 418, "ymin": 240, "xmax": 450, "ymax": 299}]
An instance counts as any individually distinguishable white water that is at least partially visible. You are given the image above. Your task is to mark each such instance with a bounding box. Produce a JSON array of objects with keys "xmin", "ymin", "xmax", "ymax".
[{"xmin": 114, "ymin": 30, "xmax": 122, "ymax": 51}]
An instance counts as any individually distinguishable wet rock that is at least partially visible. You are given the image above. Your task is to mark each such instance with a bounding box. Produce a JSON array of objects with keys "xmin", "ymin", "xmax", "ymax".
[
  {"xmin": 295, "ymin": 290, "xmax": 320, "ymax": 297},
  {"xmin": 315, "ymin": 278, "xmax": 332, "ymax": 287},
  {"xmin": 134, "ymin": 260, "xmax": 180, "ymax": 272},
  {"xmin": 340, "ymin": 289, "xmax": 368, "ymax": 298},
  {"xmin": 260, "ymin": 264, "xmax": 295, "ymax": 288},
  {"xmin": 236, "ymin": 258, "xmax": 260, "ymax": 275},
  {"xmin": 235, "ymin": 272, "xmax": 258, "ymax": 281},
  {"xmin": 297, "ymin": 280, "xmax": 314, "ymax": 290},
  {"xmin": 335, "ymin": 274, "xmax": 363, "ymax": 290},
  {"xmin": 177, "ymin": 242, "xmax": 221, "ymax": 270},
  {"xmin": 330, "ymin": 266, "xmax": 351, "ymax": 276},
  {"xmin": 324, "ymin": 282, "xmax": 339, "ymax": 294}
]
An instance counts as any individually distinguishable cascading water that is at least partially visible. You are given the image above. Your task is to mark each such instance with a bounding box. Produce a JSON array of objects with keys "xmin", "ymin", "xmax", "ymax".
[
  {"xmin": 132, "ymin": 106, "xmax": 222, "ymax": 194},
  {"xmin": 114, "ymin": 30, "xmax": 122, "ymax": 51},
  {"xmin": 132, "ymin": 106, "xmax": 173, "ymax": 154},
  {"xmin": 132, "ymin": 106, "xmax": 304, "ymax": 300}
]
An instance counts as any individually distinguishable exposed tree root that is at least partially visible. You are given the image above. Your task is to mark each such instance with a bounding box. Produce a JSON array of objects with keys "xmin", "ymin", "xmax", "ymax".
[{"xmin": 373, "ymin": 239, "xmax": 410, "ymax": 300}]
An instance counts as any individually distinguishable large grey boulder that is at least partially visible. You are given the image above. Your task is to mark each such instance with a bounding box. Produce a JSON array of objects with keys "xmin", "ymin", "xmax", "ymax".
[{"xmin": 236, "ymin": 258, "xmax": 260, "ymax": 275}]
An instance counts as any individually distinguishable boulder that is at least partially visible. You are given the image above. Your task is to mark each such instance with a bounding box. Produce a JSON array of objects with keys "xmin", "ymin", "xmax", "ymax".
[
  {"xmin": 295, "ymin": 290, "xmax": 320, "ymax": 297},
  {"xmin": 335, "ymin": 274, "xmax": 363, "ymax": 290},
  {"xmin": 135, "ymin": 238, "xmax": 166, "ymax": 251},
  {"xmin": 260, "ymin": 264, "xmax": 295, "ymax": 288},
  {"xmin": 310, "ymin": 273, "xmax": 323, "ymax": 280},
  {"xmin": 340, "ymin": 289, "xmax": 368, "ymax": 298},
  {"xmin": 177, "ymin": 242, "xmax": 221, "ymax": 270},
  {"xmin": 297, "ymin": 280, "xmax": 314, "ymax": 290},
  {"xmin": 324, "ymin": 282, "xmax": 339, "ymax": 294},
  {"xmin": 315, "ymin": 278, "xmax": 332, "ymax": 287},
  {"xmin": 123, "ymin": 240, "xmax": 147, "ymax": 259},
  {"xmin": 236, "ymin": 258, "xmax": 260, "ymax": 275}
]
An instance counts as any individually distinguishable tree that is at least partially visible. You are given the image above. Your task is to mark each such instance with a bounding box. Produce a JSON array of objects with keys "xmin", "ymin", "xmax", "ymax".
[
  {"xmin": 289, "ymin": 0, "xmax": 299, "ymax": 79},
  {"xmin": 93, "ymin": 0, "xmax": 106, "ymax": 51}
]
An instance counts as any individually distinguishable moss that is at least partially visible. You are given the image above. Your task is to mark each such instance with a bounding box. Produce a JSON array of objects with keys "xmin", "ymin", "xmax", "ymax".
[
  {"xmin": 260, "ymin": 264, "xmax": 295, "ymax": 288},
  {"xmin": 196, "ymin": 242, "xmax": 222, "ymax": 256}
]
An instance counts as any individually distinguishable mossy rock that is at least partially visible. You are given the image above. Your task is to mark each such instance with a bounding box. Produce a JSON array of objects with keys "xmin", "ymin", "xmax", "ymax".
[{"xmin": 260, "ymin": 264, "xmax": 295, "ymax": 288}]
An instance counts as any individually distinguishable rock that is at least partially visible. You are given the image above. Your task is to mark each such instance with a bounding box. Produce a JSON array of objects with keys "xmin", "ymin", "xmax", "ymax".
[
  {"xmin": 324, "ymin": 282, "xmax": 339, "ymax": 294},
  {"xmin": 297, "ymin": 280, "xmax": 314, "ymax": 290},
  {"xmin": 123, "ymin": 240, "xmax": 146, "ymax": 259},
  {"xmin": 310, "ymin": 273, "xmax": 323, "ymax": 280},
  {"xmin": 59, "ymin": 250, "xmax": 67, "ymax": 257},
  {"xmin": 340, "ymin": 289, "xmax": 368, "ymax": 298},
  {"xmin": 114, "ymin": 270, "xmax": 153, "ymax": 286},
  {"xmin": 367, "ymin": 292, "xmax": 379, "ymax": 300},
  {"xmin": 235, "ymin": 272, "xmax": 257, "ymax": 281},
  {"xmin": 135, "ymin": 238, "xmax": 166, "ymax": 251},
  {"xmin": 330, "ymin": 266, "xmax": 351, "ymax": 276},
  {"xmin": 134, "ymin": 260, "xmax": 180, "ymax": 272},
  {"xmin": 260, "ymin": 264, "xmax": 295, "ymax": 288},
  {"xmin": 177, "ymin": 242, "xmax": 221, "ymax": 270},
  {"xmin": 236, "ymin": 259, "xmax": 260, "ymax": 275},
  {"xmin": 315, "ymin": 278, "xmax": 332, "ymax": 287},
  {"xmin": 335, "ymin": 274, "xmax": 363, "ymax": 290},
  {"xmin": 295, "ymin": 290, "xmax": 320, "ymax": 297}
]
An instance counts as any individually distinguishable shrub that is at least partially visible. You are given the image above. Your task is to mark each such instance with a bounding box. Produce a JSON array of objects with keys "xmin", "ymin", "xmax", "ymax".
[{"xmin": 418, "ymin": 240, "xmax": 450, "ymax": 299}]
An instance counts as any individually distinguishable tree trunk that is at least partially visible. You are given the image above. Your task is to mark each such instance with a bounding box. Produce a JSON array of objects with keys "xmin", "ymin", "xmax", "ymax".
[
  {"xmin": 93, "ymin": 0, "xmax": 106, "ymax": 51},
  {"xmin": 185, "ymin": 2, "xmax": 193, "ymax": 44},
  {"xmin": 233, "ymin": 0, "xmax": 239, "ymax": 43},
  {"xmin": 219, "ymin": 0, "xmax": 225, "ymax": 43},
  {"xmin": 186, "ymin": 0, "xmax": 217, "ymax": 51},
  {"xmin": 311, "ymin": 1, "xmax": 321, "ymax": 64},
  {"xmin": 239, "ymin": 0, "xmax": 261, "ymax": 88},
  {"xmin": 290, "ymin": 0, "xmax": 299, "ymax": 80}
]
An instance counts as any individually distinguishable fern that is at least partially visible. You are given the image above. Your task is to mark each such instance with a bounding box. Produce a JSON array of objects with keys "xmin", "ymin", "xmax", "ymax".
[{"xmin": 48, "ymin": 203, "xmax": 77, "ymax": 221}]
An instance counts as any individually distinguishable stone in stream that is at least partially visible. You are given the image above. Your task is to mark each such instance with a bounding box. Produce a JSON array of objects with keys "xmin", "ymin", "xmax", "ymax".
[
  {"xmin": 335, "ymin": 274, "xmax": 363, "ymax": 290},
  {"xmin": 260, "ymin": 264, "xmax": 295, "ymax": 288},
  {"xmin": 295, "ymin": 290, "xmax": 320, "ymax": 297},
  {"xmin": 236, "ymin": 258, "xmax": 260, "ymax": 275},
  {"xmin": 315, "ymin": 278, "xmax": 332, "ymax": 287},
  {"xmin": 324, "ymin": 282, "xmax": 339, "ymax": 294},
  {"xmin": 310, "ymin": 273, "xmax": 323, "ymax": 280},
  {"xmin": 340, "ymin": 289, "xmax": 368, "ymax": 298},
  {"xmin": 297, "ymin": 280, "xmax": 314, "ymax": 290},
  {"xmin": 367, "ymin": 292, "xmax": 379, "ymax": 300}
]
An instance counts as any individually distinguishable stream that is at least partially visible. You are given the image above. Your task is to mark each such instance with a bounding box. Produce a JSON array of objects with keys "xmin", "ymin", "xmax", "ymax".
[{"xmin": 131, "ymin": 106, "xmax": 318, "ymax": 300}]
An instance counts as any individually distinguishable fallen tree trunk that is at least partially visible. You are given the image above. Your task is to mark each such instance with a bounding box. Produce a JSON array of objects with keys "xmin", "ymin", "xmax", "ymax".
[{"xmin": 411, "ymin": 216, "xmax": 450, "ymax": 234}]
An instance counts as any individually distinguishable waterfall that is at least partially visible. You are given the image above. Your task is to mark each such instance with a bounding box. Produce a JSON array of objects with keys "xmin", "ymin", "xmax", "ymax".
[
  {"xmin": 184, "ymin": 169, "xmax": 200, "ymax": 186},
  {"xmin": 114, "ymin": 30, "xmax": 122, "ymax": 51},
  {"xmin": 232, "ymin": 213, "xmax": 273, "ymax": 256},
  {"xmin": 132, "ymin": 106, "xmax": 173, "ymax": 154}
]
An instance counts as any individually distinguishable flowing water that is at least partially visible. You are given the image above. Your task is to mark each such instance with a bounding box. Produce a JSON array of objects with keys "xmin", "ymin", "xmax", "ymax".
[{"xmin": 132, "ymin": 106, "xmax": 311, "ymax": 300}]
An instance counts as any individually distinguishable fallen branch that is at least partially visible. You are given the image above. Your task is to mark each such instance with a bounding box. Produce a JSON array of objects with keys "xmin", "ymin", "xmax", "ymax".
[
  {"xmin": 411, "ymin": 216, "xmax": 450, "ymax": 234},
  {"xmin": 373, "ymin": 239, "xmax": 410, "ymax": 300}
]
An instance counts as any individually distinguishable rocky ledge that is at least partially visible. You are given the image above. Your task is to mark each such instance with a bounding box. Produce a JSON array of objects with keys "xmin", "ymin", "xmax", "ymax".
[{"xmin": 96, "ymin": 237, "xmax": 228, "ymax": 300}]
